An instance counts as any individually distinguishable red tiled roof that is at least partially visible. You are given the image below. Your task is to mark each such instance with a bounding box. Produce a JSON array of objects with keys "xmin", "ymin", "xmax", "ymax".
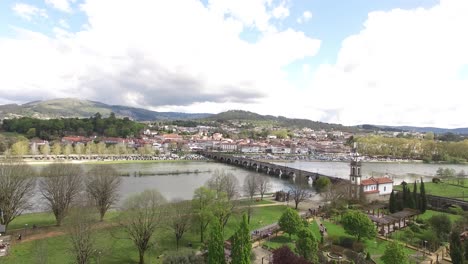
[{"xmin": 361, "ymin": 177, "xmax": 393, "ymax": 186}]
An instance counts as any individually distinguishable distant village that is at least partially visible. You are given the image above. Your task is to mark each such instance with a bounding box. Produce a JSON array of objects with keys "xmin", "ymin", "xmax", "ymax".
[{"xmin": 22, "ymin": 122, "xmax": 428, "ymax": 162}]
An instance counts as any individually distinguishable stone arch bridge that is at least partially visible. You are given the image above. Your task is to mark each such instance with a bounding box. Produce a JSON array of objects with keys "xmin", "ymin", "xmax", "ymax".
[{"xmin": 199, "ymin": 151, "xmax": 348, "ymax": 185}]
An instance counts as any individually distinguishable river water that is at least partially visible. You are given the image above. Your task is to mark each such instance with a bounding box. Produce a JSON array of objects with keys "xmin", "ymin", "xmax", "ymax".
[{"xmin": 28, "ymin": 160, "xmax": 468, "ymax": 212}]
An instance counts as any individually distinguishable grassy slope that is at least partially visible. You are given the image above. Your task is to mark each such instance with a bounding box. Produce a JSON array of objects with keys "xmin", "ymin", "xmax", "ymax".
[
  {"xmin": 3, "ymin": 205, "xmax": 287, "ymax": 264},
  {"xmin": 394, "ymin": 182, "xmax": 468, "ymax": 198}
]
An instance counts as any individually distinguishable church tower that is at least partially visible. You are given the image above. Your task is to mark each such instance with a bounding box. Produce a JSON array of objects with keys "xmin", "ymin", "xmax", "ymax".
[{"xmin": 350, "ymin": 142, "xmax": 362, "ymax": 198}]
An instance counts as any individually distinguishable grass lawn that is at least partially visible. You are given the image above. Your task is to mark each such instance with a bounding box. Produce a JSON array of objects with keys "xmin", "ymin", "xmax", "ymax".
[
  {"xmin": 3, "ymin": 205, "xmax": 288, "ymax": 264},
  {"xmin": 417, "ymin": 210, "xmax": 462, "ymax": 222},
  {"xmin": 237, "ymin": 199, "xmax": 274, "ymax": 206},
  {"xmin": 394, "ymin": 182, "xmax": 468, "ymax": 199}
]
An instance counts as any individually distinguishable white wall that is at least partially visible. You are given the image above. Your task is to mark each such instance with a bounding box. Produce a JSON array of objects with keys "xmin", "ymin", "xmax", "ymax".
[{"xmin": 378, "ymin": 183, "xmax": 393, "ymax": 195}]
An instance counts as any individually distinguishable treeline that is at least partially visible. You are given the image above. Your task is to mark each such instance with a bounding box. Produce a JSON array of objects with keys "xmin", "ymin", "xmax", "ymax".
[
  {"xmin": 389, "ymin": 180, "xmax": 427, "ymax": 213},
  {"xmin": 1, "ymin": 113, "xmax": 145, "ymax": 140},
  {"xmin": 7, "ymin": 139, "xmax": 157, "ymax": 156},
  {"xmin": 356, "ymin": 135, "xmax": 468, "ymax": 163}
]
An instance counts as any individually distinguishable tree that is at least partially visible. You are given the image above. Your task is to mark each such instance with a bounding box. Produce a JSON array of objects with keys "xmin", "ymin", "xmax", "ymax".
[
  {"xmin": 231, "ymin": 214, "xmax": 251, "ymax": 264},
  {"xmin": 289, "ymin": 183, "xmax": 310, "ymax": 209},
  {"xmin": 424, "ymin": 132, "xmax": 435, "ymax": 140},
  {"xmin": 243, "ymin": 174, "xmax": 258, "ymax": 224},
  {"xmin": 341, "ymin": 210, "xmax": 377, "ymax": 241},
  {"xmin": 0, "ymin": 159, "xmax": 36, "ymax": 230},
  {"xmin": 296, "ymin": 227, "xmax": 318, "ymax": 262},
  {"xmin": 278, "ymin": 207, "xmax": 302, "ymax": 239},
  {"xmin": 449, "ymin": 231, "xmax": 464, "ymax": 264},
  {"xmin": 256, "ymin": 176, "xmax": 271, "ymax": 200},
  {"xmin": 120, "ymin": 190, "xmax": 167, "ymax": 264},
  {"xmin": 412, "ymin": 181, "xmax": 419, "ymax": 210},
  {"xmin": 39, "ymin": 163, "xmax": 83, "ymax": 226},
  {"xmin": 207, "ymin": 220, "xmax": 225, "ymax": 264},
  {"xmin": 320, "ymin": 181, "xmax": 350, "ymax": 206},
  {"xmin": 40, "ymin": 144, "xmax": 50, "ymax": 156},
  {"xmin": 85, "ymin": 165, "xmax": 122, "ymax": 221},
  {"xmin": 167, "ymin": 200, "xmax": 192, "ymax": 251},
  {"xmin": 313, "ymin": 177, "xmax": 331, "ymax": 192},
  {"xmin": 63, "ymin": 144, "xmax": 73, "ymax": 156},
  {"xmin": 211, "ymin": 191, "xmax": 236, "ymax": 230},
  {"xmin": 67, "ymin": 207, "xmax": 95, "ymax": 264},
  {"xmin": 419, "ymin": 179, "xmax": 427, "ymax": 213},
  {"xmin": 74, "ymin": 143, "xmax": 84, "ymax": 155},
  {"xmin": 389, "ymin": 191, "xmax": 397, "ymax": 213},
  {"xmin": 51, "ymin": 142, "xmax": 62, "ymax": 155},
  {"xmin": 206, "ymin": 170, "xmax": 239, "ymax": 201},
  {"xmin": 192, "ymin": 187, "xmax": 216, "ymax": 242},
  {"xmin": 428, "ymin": 214, "xmax": 452, "ymax": 241},
  {"xmin": 11, "ymin": 140, "xmax": 29, "ymax": 156},
  {"xmin": 162, "ymin": 249, "xmax": 204, "ymax": 264},
  {"xmin": 272, "ymin": 246, "xmax": 309, "ymax": 264},
  {"xmin": 381, "ymin": 241, "xmax": 408, "ymax": 264}
]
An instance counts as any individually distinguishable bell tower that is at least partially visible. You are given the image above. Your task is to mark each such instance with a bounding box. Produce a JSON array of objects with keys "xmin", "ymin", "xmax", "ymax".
[{"xmin": 350, "ymin": 142, "xmax": 362, "ymax": 198}]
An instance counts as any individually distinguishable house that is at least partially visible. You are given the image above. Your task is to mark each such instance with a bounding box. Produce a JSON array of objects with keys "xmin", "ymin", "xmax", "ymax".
[{"xmin": 361, "ymin": 176, "xmax": 394, "ymax": 201}]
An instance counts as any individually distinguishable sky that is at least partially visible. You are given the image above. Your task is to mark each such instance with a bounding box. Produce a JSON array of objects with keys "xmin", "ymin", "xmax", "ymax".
[{"xmin": 0, "ymin": 0, "xmax": 467, "ymax": 128}]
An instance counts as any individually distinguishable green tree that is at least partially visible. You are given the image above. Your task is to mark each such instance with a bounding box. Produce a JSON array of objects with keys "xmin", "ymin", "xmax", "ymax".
[
  {"xmin": 449, "ymin": 231, "xmax": 464, "ymax": 264},
  {"xmin": 63, "ymin": 144, "xmax": 73, "ymax": 156},
  {"xmin": 192, "ymin": 187, "xmax": 216, "ymax": 243},
  {"xmin": 40, "ymin": 143, "xmax": 50, "ymax": 155},
  {"xmin": 295, "ymin": 227, "xmax": 318, "ymax": 262},
  {"xmin": 51, "ymin": 142, "xmax": 62, "ymax": 155},
  {"xmin": 424, "ymin": 132, "xmax": 435, "ymax": 140},
  {"xmin": 420, "ymin": 179, "xmax": 427, "ymax": 213},
  {"xmin": 278, "ymin": 207, "xmax": 301, "ymax": 239},
  {"xmin": 74, "ymin": 143, "xmax": 84, "ymax": 155},
  {"xmin": 428, "ymin": 214, "xmax": 452, "ymax": 241},
  {"xmin": 412, "ymin": 181, "xmax": 419, "ymax": 210},
  {"xmin": 11, "ymin": 140, "xmax": 29, "ymax": 156},
  {"xmin": 381, "ymin": 241, "xmax": 408, "ymax": 264},
  {"xmin": 208, "ymin": 220, "xmax": 225, "ymax": 264},
  {"xmin": 231, "ymin": 214, "xmax": 251, "ymax": 264},
  {"xmin": 341, "ymin": 210, "xmax": 377, "ymax": 241},
  {"xmin": 389, "ymin": 191, "xmax": 397, "ymax": 213},
  {"xmin": 26, "ymin": 127, "xmax": 36, "ymax": 138},
  {"xmin": 313, "ymin": 177, "xmax": 331, "ymax": 192}
]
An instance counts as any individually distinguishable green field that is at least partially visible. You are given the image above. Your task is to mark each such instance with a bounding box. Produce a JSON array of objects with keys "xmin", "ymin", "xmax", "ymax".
[
  {"xmin": 2, "ymin": 205, "xmax": 287, "ymax": 264},
  {"xmin": 394, "ymin": 182, "xmax": 468, "ymax": 199}
]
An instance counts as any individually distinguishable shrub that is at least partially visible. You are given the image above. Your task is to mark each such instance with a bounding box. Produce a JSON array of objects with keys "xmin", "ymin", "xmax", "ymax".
[
  {"xmin": 410, "ymin": 224, "xmax": 421, "ymax": 233},
  {"xmin": 415, "ymin": 218, "xmax": 425, "ymax": 224},
  {"xmin": 432, "ymin": 178, "xmax": 441, "ymax": 183},
  {"xmin": 448, "ymin": 205, "xmax": 464, "ymax": 215},
  {"xmin": 339, "ymin": 237, "xmax": 355, "ymax": 249},
  {"xmin": 163, "ymin": 249, "xmax": 205, "ymax": 264},
  {"xmin": 352, "ymin": 241, "xmax": 364, "ymax": 252}
]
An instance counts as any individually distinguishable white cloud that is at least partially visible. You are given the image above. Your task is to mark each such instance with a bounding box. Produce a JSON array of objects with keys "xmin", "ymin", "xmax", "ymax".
[
  {"xmin": 308, "ymin": 0, "xmax": 468, "ymax": 127},
  {"xmin": 272, "ymin": 4, "xmax": 289, "ymax": 19},
  {"xmin": 0, "ymin": 0, "xmax": 320, "ymax": 114},
  {"xmin": 45, "ymin": 0, "xmax": 76, "ymax": 12},
  {"xmin": 58, "ymin": 19, "xmax": 70, "ymax": 28},
  {"xmin": 12, "ymin": 3, "xmax": 48, "ymax": 21},
  {"xmin": 297, "ymin": 10, "xmax": 312, "ymax": 24}
]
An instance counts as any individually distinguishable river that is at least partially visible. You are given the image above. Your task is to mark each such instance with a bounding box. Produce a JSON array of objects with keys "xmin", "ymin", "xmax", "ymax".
[{"xmin": 28, "ymin": 160, "xmax": 468, "ymax": 212}]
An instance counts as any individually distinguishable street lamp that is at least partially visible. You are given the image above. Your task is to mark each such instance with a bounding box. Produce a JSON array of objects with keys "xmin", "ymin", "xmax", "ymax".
[{"xmin": 423, "ymin": 240, "xmax": 428, "ymax": 259}]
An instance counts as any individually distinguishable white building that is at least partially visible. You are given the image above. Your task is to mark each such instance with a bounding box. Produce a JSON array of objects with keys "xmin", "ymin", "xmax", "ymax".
[{"xmin": 361, "ymin": 176, "xmax": 394, "ymax": 197}]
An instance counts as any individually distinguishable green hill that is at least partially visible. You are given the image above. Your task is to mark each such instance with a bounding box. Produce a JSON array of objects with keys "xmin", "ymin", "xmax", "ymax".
[
  {"xmin": 0, "ymin": 98, "xmax": 211, "ymax": 121},
  {"xmin": 205, "ymin": 110, "xmax": 353, "ymax": 131}
]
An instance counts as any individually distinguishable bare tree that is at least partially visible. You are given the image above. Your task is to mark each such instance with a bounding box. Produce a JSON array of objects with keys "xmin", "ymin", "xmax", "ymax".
[
  {"xmin": 290, "ymin": 183, "xmax": 311, "ymax": 210},
  {"xmin": 39, "ymin": 163, "xmax": 83, "ymax": 226},
  {"xmin": 256, "ymin": 176, "xmax": 271, "ymax": 200},
  {"xmin": 320, "ymin": 181, "xmax": 350, "ymax": 204},
  {"xmin": 0, "ymin": 158, "xmax": 36, "ymax": 231},
  {"xmin": 66, "ymin": 206, "xmax": 96, "ymax": 264},
  {"xmin": 206, "ymin": 169, "xmax": 239, "ymax": 201},
  {"xmin": 166, "ymin": 199, "xmax": 192, "ymax": 251},
  {"xmin": 85, "ymin": 165, "xmax": 122, "ymax": 221},
  {"xmin": 243, "ymin": 174, "xmax": 258, "ymax": 224},
  {"xmin": 120, "ymin": 189, "xmax": 166, "ymax": 264}
]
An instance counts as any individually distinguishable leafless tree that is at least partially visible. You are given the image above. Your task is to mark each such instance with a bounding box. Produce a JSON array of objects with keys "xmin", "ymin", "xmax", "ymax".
[
  {"xmin": 120, "ymin": 189, "xmax": 166, "ymax": 264},
  {"xmin": 66, "ymin": 206, "xmax": 96, "ymax": 264},
  {"xmin": 206, "ymin": 169, "xmax": 239, "ymax": 201},
  {"xmin": 289, "ymin": 183, "xmax": 311, "ymax": 210},
  {"xmin": 243, "ymin": 174, "xmax": 258, "ymax": 223},
  {"xmin": 256, "ymin": 176, "xmax": 271, "ymax": 200},
  {"xmin": 321, "ymin": 182, "xmax": 351, "ymax": 203},
  {"xmin": 85, "ymin": 165, "xmax": 122, "ymax": 221},
  {"xmin": 0, "ymin": 158, "xmax": 36, "ymax": 231},
  {"xmin": 39, "ymin": 163, "xmax": 83, "ymax": 226},
  {"xmin": 166, "ymin": 199, "xmax": 192, "ymax": 251}
]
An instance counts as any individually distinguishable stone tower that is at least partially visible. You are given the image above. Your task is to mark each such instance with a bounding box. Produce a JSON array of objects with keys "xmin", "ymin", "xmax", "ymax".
[{"xmin": 350, "ymin": 142, "xmax": 362, "ymax": 198}]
